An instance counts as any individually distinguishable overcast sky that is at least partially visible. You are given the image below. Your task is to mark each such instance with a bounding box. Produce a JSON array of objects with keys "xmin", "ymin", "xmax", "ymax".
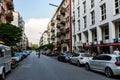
[{"xmin": 13, "ymin": 0, "xmax": 62, "ymax": 44}]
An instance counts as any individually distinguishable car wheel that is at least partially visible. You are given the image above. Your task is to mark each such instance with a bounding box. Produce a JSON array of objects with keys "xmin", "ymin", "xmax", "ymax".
[
  {"xmin": 85, "ymin": 63, "xmax": 90, "ymax": 70},
  {"xmin": 0, "ymin": 70, "xmax": 5, "ymax": 80},
  {"xmin": 77, "ymin": 61, "xmax": 80, "ymax": 67},
  {"xmin": 105, "ymin": 67, "xmax": 113, "ymax": 78}
]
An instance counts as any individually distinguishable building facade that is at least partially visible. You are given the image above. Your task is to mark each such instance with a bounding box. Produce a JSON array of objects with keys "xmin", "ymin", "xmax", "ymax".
[
  {"xmin": 0, "ymin": 0, "xmax": 14, "ymax": 23},
  {"xmin": 48, "ymin": 0, "xmax": 70, "ymax": 53},
  {"xmin": 11, "ymin": 11, "xmax": 28, "ymax": 50},
  {"xmin": 72, "ymin": 0, "xmax": 120, "ymax": 54}
]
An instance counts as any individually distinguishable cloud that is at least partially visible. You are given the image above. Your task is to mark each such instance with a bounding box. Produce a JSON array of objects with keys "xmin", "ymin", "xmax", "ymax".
[{"xmin": 25, "ymin": 18, "xmax": 50, "ymax": 44}]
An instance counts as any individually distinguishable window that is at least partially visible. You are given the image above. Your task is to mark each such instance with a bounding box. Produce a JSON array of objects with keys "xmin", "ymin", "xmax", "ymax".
[
  {"xmin": 78, "ymin": 20, "xmax": 80, "ymax": 31},
  {"xmin": 102, "ymin": 26, "xmax": 109, "ymax": 39},
  {"xmin": 72, "ymin": 54, "xmax": 79, "ymax": 57},
  {"xmin": 92, "ymin": 29, "xmax": 97, "ymax": 41},
  {"xmin": 83, "ymin": 16, "xmax": 87, "ymax": 28},
  {"xmin": 78, "ymin": 0, "xmax": 80, "ymax": 5},
  {"xmin": 119, "ymin": 26, "xmax": 120, "ymax": 37},
  {"xmin": 115, "ymin": 0, "xmax": 120, "ymax": 14},
  {"xmin": 73, "ymin": 0, "xmax": 75, "ymax": 9},
  {"xmin": 102, "ymin": 55, "xmax": 111, "ymax": 61},
  {"xmin": 77, "ymin": 7, "xmax": 80, "ymax": 18},
  {"xmin": 91, "ymin": 0, "xmax": 94, "ymax": 8},
  {"xmin": 100, "ymin": 3, "xmax": 106, "ymax": 20},
  {"xmin": 0, "ymin": 49, "xmax": 4, "ymax": 57},
  {"xmin": 78, "ymin": 34, "xmax": 81, "ymax": 41},
  {"xmin": 83, "ymin": 1, "xmax": 86, "ymax": 13},
  {"xmin": 91, "ymin": 11, "xmax": 95, "ymax": 25}
]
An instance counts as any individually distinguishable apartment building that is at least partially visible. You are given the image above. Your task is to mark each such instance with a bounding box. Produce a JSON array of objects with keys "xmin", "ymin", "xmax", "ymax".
[
  {"xmin": 39, "ymin": 30, "xmax": 49, "ymax": 46},
  {"xmin": 72, "ymin": 0, "xmax": 120, "ymax": 54},
  {"xmin": 48, "ymin": 0, "xmax": 70, "ymax": 53},
  {"xmin": 0, "ymin": 0, "xmax": 14, "ymax": 23},
  {"xmin": 11, "ymin": 11, "xmax": 28, "ymax": 50}
]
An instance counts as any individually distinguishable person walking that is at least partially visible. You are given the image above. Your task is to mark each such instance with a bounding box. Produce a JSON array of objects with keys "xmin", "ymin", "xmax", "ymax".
[
  {"xmin": 113, "ymin": 48, "xmax": 120, "ymax": 55},
  {"xmin": 38, "ymin": 50, "xmax": 41, "ymax": 58}
]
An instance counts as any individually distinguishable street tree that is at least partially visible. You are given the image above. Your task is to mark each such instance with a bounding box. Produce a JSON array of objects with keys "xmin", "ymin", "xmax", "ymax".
[{"xmin": 0, "ymin": 23, "xmax": 22, "ymax": 46}]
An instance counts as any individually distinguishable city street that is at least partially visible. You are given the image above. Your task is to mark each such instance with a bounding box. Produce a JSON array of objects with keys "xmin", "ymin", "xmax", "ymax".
[{"xmin": 6, "ymin": 51, "xmax": 119, "ymax": 80}]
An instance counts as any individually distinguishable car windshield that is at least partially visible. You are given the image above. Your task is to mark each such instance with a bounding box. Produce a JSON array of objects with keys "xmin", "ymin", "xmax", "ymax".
[{"xmin": 81, "ymin": 53, "xmax": 92, "ymax": 57}]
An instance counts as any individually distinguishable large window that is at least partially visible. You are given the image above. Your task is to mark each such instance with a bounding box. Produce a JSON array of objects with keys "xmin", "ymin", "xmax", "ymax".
[
  {"xmin": 77, "ymin": 7, "xmax": 80, "ymax": 18},
  {"xmin": 0, "ymin": 49, "xmax": 3, "ymax": 57},
  {"xmin": 78, "ymin": 20, "xmax": 80, "ymax": 31},
  {"xmin": 100, "ymin": 3, "xmax": 106, "ymax": 21},
  {"xmin": 91, "ymin": 11, "xmax": 95, "ymax": 25},
  {"xmin": 115, "ymin": 0, "xmax": 120, "ymax": 14},
  {"xmin": 83, "ymin": 1, "xmax": 86, "ymax": 13},
  {"xmin": 91, "ymin": 0, "xmax": 94, "ymax": 8},
  {"xmin": 102, "ymin": 26, "xmax": 109, "ymax": 39},
  {"xmin": 83, "ymin": 16, "xmax": 87, "ymax": 28}
]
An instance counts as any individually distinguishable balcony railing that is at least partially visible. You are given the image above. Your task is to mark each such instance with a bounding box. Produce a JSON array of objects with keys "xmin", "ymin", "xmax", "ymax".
[
  {"xmin": 64, "ymin": 39, "xmax": 69, "ymax": 43},
  {"xmin": 57, "ymin": 32, "xmax": 61, "ymax": 37},
  {"xmin": 6, "ymin": 1, "xmax": 14, "ymax": 10},
  {"xmin": 60, "ymin": 7, "xmax": 66, "ymax": 16},
  {"xmin": 5, "ymin": 11, "xmax": 13, "ymax": 22},
  {"xmin": 65, "ymin": 27, "xmax": 69, "ymax": 33},
  {"xmin": 56, "ymin": 15, "xmax": 61, "ymax": 20},
  {"xmin": 61, "ymin": 18, "xmax": 66, "ymax": 25},
  {"xmin": 56, "ymin": 23, "xmax": 61, "ymax": 28}
]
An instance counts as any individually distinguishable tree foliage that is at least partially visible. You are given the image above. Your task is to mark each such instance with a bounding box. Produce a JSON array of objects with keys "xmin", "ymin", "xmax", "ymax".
[
  {"xmin": 39, "ymin": 43, "xmax": 54, "ymax": 50},
  {"xmin": 0, "ymin": 23, "xmax": 23, "ymax": 46}
]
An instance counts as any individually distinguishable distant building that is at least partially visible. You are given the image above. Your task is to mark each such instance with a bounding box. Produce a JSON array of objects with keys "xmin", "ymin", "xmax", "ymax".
[{"xmin": 11, "ymin": 11, "xmax": 28, "ymax": 50}]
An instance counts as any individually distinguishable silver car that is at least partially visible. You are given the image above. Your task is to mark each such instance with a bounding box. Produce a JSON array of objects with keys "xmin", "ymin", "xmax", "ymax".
[
  {"xmin": 69, "ymin": 53, "xmax": 93, "ymax": 66},
  {"xmin": 85, "ymin": 54, "xmax": 120, "ymax": 77}
]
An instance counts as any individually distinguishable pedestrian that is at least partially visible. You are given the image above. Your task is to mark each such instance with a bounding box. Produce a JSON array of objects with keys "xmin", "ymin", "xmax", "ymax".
[
  {"xmin": 113, "ymin": 48, "xmax": 120, "ymax": 55},
  {"xmin": 38, "ymin": 50, "xmax": 41, "ymax": 58}
]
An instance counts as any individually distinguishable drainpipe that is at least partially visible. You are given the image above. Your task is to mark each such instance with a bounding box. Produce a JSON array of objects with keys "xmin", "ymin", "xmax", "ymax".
[{"xmin": 69, "ymin": 0, "xmax": 72, "ymax": 53}]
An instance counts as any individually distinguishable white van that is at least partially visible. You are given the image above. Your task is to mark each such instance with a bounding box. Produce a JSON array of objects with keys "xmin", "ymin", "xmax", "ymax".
[{"xmin": 0, "ymin": 44, "xmax": 11, "ymax": 80}]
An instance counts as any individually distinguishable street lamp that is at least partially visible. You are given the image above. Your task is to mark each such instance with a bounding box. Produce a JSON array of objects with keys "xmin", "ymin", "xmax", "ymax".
[{"xmin": 49, "ymin": 3, "xmax": 59, "ymax": 7}]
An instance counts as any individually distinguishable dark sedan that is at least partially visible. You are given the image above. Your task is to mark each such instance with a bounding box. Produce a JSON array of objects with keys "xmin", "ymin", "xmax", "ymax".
[{"xmin": 57, "ymin": 52, "xmax": 70, "ymax": 62}]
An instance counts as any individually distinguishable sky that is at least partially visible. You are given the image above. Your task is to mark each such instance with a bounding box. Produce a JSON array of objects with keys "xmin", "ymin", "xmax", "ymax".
[{"xmin": 13, "ymin": 0, "xmax": 62, "ymax": 44}]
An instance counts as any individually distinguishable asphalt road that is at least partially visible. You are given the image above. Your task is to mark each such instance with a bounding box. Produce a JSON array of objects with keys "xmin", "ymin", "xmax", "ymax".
[{"xmin": 6, "ymin": 51, "xmax": 120, "ymax": 80}]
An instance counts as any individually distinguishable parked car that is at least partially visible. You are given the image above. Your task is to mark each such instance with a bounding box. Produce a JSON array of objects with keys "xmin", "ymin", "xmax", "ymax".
[
  {"xmin": 58, "ymin": 52, "xmax": 70, "ymax": 62},
  {"xmin": 85, "ymin": 54, "xmax": 120, "ymax": 78},
  {"xmin": 0, "ymin": 44, "xmax": 11, "ymax": 80},
  {"xmin": 69, "ymin": 53, "xmax": 92, "ymax": 66},
  {"xmin": 12, "ymin": 52, "xmax": 22, "ymax": 62}
]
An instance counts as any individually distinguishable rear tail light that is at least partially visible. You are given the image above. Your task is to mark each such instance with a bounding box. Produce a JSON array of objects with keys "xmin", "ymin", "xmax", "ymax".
[
  {"xmin": 115, "ymin": 61, "xmax": 120, "ymax": 66},
  {"xmin": 11, "ymin": 60, "xmax": 15, "ymax": 64},
  {"xmin": 80, "ymin": 57, "xmax": 83, "ymax": 59}
]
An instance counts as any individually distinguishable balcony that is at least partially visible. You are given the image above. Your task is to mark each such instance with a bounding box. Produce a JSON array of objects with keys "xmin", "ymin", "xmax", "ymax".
[
  {"xmin": 51, "ymin": 34, "xmax": 55, "ymax": 40},
  {"xmin": 61, "ymin": 30, "xmax": 65, "ymax": 36},
  {"xmin": 5, "ymin": 11, "xmax": 13, "ymax": 22},
  {"xmin": 61, "ymin": 18, "xmax": 66, "ymax": 26},
  {"xmin": 57, "ymin": 32, "xmax": 61, "ymax": 37},
  {"xmin": 65, "ymin": 27, "xmax": 69, "ymax": 33},
  {"xmin": 6, "ymin": 1, "xmax": 14, "ymax": 10},
  {"xmin": 60, "ymin": 7, "xmax": 66, "ymax": 16},
  {"xmin": 51, "ymin": 22, "xmax": 55, "ymax": 26},
  {"xmin": 64, "ymin": 39, "xmax": 69, "ymax": 44},
  {"xmin": 56, "ymin": 15, "xmax": 61, "ymax": 20},
  {"xmin": 51, "ymin": 28, "xmax": 55, "ymax": 33},
  {"xmin": 56, "ymin": 23, "xmax": 61, "ymax": 28}
]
